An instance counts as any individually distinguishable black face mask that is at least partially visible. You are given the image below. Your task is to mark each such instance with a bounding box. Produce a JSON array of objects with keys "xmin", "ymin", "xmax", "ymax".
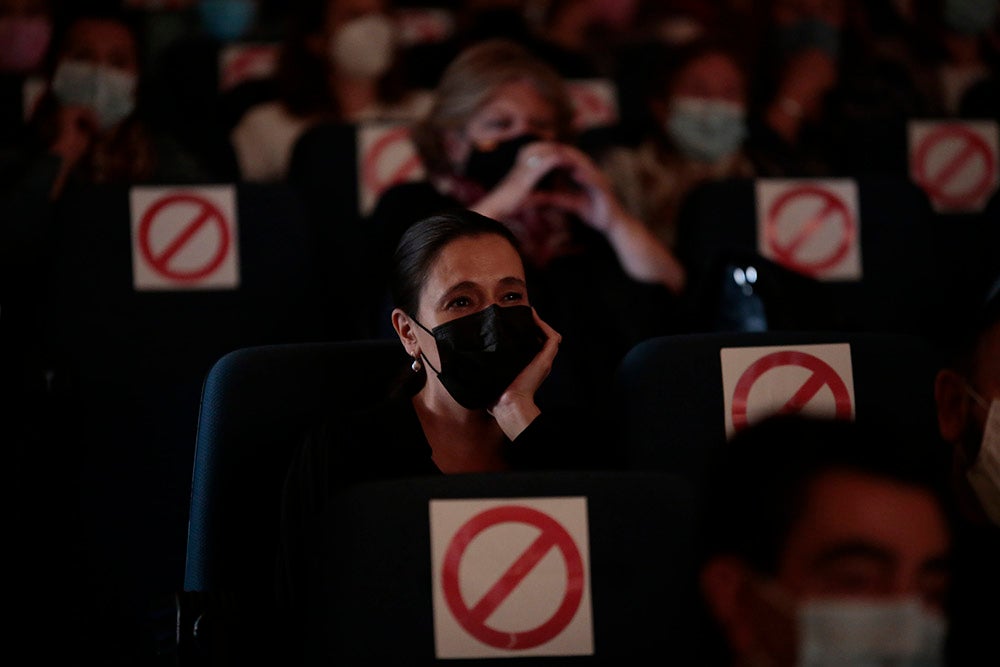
[
  {"xmin": 464, "ymin": 133, "xmax": 538, "ymax": 190},
  {"xmin": 463, "ymin": 133, "xmax": 576, "ymax": 193},
  {"xmin": 413, "ymin": 304, "xmax": 543, "ymax": 410}
]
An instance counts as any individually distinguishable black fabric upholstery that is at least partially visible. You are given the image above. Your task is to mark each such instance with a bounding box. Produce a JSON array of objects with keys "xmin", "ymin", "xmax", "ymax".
[
  {"xmin": 674, "ymin": 175, "xmax": 945, "ymax": 338},
  {"xmin": 180, "ymin": 339, "xmax": 409, "ymax": 665},
  {"xmin": 184, "ymin": 339, "xmax": 410, "ymax": 591},
  {"xmin": 612, "ymin": 330, "xmax": 944, "ymax": 487},
  {"xmin": 307, "ymin": 469, "xmax": 700, "ymax": 665},
  {"xmin": 37, "ymin": 182, "xmax": 330, "ymax": 662}
]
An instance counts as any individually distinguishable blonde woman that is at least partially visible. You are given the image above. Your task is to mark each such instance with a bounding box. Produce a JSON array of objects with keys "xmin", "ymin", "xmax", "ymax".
[{"xmin": 369, "ymin": 37, "xmax": 687, "ymax": 407}]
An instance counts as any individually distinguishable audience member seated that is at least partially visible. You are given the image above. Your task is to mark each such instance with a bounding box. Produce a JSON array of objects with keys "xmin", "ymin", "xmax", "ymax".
[
  {"xmin": 742, "ymin": 0, "xmax": 846, "ymax": 177},
  {"xmin": 0, "ymin": 0, "xmax": 53, "ymax": 148},
  {"xmin": 919, "ymin": 0, "xmax": 1000, "ymax": 117},
  {"xmin": 277, "ymin": 210, "xmax": 609, "ymax": 661},
  {"xmin": 230, "ymin": 0, "xmax": 431, "ymax": 183},
  {"xmin": 933, "ymin": 273, "xmax": 1000, "ymax": 667},
  {"xmin": 369, "ymin": 37, "xmax": 687, "ymax": 407},
  {"xmin": 599, "ymin": 37, "xmax": 756, "ymax": 250},
  {"xmin": 522, "ymin": 0, "xmax": 610, "ymax": 78},
  {"xmin": 0, "ymin": 6, "xmax": 215, "ymax": 202},
  {"xmin": 140, "ymin": 0, "xmax": 275, "ymax": 181},
  {"xmin": 695, "ymin": 414, "xmax": 952, "ymax": 667},
  {"xmin": 0, "ymin": 4, "xmax": 217, "ymax": 339}
]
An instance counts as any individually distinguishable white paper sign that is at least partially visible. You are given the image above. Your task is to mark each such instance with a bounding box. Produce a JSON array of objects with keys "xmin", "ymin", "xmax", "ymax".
[
  {"xmin": 720, "ymin": 343, "xmax": 856, "ymax": 438},
  {"xmin": 129, "ymin": 185, "xmax": 241, "ymax": 290},
  {"xmin": 429, "ymin": 497, "xmax": 593, "ymax": 659}
]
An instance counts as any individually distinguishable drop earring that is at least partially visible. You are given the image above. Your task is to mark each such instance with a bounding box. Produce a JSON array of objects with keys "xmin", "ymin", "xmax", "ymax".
[{"xmin": 411, "ymin": 356, "xmax": 422, "ymax": 373}]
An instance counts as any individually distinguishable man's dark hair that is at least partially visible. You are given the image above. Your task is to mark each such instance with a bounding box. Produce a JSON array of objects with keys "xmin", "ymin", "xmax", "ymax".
[{"xmin": 696, "ymin": 414, "xmax": 948, "ymax": 574}]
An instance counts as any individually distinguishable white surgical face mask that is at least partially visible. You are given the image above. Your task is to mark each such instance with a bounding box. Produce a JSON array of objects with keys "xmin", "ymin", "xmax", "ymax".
[
  {"xmin": 328, "ymin": 13, "xmax": 395, "ymax": 79},
  {"xmin": 966, "ymin": 397, "xmax": 1000, "ymax": 526},
  {"xmin": 798, "ymin": 597, "xmax": 947, "ymax": 667},
  {"xmin": 665, "ymin": 96, "xmax": 747, "ymax": 163},
  {"xmin": 50, "ymin": 59, "xmax": 137, "ymax": 131}
]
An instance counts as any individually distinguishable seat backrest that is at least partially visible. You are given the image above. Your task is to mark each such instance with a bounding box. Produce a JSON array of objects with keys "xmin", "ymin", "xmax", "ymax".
[
  {"xmin": 44, "ymin": 181, "xmax": 329, "ymax": 380},
  {"xmin": 307, "ymin": 469, "xmax": 700, "ymax": 664},
  {"xmin": 36, "ymin": 181, "xmax": 334, "ymax": 654},
  {"xmin": 929, "ymin": 189, "xmax": 1000, "ymax": 329},
  {"xmin": 611, "ymin": 330, "xmax": 943, "ymax": 487},
  {"xmin": 675, "ymin": 175, "xmax": 944, "ymax": 337},
  {"xmin": 184, "ymin": 339, "xmax": 410, "ymax": 592}
]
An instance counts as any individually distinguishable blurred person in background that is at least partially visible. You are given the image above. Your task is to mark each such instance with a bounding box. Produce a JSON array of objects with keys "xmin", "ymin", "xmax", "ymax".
[
  {"xmin": 933, "ymin": 274, "xmax": 1000, "ymax": 666},
  {"xmin": 369, "ymin": 38, "xmax": 686, "ymax": 410},
  {"xmin": 230, "ymin": 0, "xmax": 431, "ymax": 182},
  {"xmin": 600, "ymin": 37, "xmax": 756, "ymax": 250},
  {"xmin": 0, "ymin": 0, "xmax": 56, "ymax": 148},
  {"xmin": 695, "ymin": 415, "xmax": 952, "ymax": 667}
]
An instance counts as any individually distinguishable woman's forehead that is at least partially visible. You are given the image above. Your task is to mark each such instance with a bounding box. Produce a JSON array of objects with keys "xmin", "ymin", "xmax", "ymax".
[{"xmin": 422, "ymin": 235, "xmax": 524, "ymax": 288}]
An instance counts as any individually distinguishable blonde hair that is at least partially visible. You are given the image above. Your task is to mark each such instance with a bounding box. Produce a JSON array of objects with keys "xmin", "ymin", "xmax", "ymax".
[{"xmin": 411, "ymin": 38, "xmax": 575, "ymax": 176}]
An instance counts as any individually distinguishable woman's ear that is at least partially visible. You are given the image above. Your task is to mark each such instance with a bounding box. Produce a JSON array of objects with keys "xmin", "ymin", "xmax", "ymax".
[
  {"xmin": 935, "ymin": 368, "xmax": 970, "ymax": 446},
  {"xmin": 392, "ymin": 308, "xmax": 419, "ymax": 358}
]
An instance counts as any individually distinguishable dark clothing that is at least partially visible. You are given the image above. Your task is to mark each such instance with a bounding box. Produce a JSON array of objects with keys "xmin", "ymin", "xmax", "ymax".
[
  {"xmin": 277, "ymin": 374, "xmax": 609, "ymax": 661},
  {"xmin": 368, "ymin": 180, "xmax": 682, "ymax": 409},
  {"xmin": 946, "ymin": 519, "xmax": 1000, "ymax": 666}
]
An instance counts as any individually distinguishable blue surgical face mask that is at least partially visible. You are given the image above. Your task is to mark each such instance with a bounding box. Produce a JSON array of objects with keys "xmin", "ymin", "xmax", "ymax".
[
  {"xmin": 50, "ymin": 59, "xmax": 137, "ymax": 131},
  {"xmin": 944, "ymin": 0, "xmax": 999, "ymax": 35},
  {"xmin": 665, "ymin": 96, "xmax": 747, "ymax": 163},
  {"xmin": 199, "ymin": 0, "xmax": 259, "ymax": 42},
  {"xmin": 798, "ymin": 597, "xmax": 947, "ymax": 667}
]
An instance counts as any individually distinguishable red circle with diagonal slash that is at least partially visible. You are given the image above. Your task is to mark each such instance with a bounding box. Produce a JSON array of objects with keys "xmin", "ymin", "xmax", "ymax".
[
  {"xmin": 732, "ymin": 350, "xmax": 853, "ymax": 432},
  {"xmin": 138, "ymin": 193, "xmax": 230, "ymax": 282},
  {"xmin": 764, "ymin": 184, "xmax": 856, "ymax": 277},
  {"xmin": 912, "ymin": 124, "xmax": 996, "ymax": 210},
  {"xmin": 361, "ymin": 126, "xmax": 423, "ymax": 195},
  {"xmin": 221, "ymin": 45, "xmax": 277, "ymax": 91},
  {"xmin": 442, "ymin": 505, "xmax": 585, "ymax": 650},
  {"xmin": 569, "ymin": 84, "xmax": 614, "ymax": 129}
]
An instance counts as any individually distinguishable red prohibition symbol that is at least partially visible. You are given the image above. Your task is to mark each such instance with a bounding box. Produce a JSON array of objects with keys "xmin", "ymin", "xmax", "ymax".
[
  {"xmin": 138, "ymin": 193, "xmax": 230, "ymax": 282},
  {"xmin": 912, "ymin": 124, "xmax": 995, "ymax": 209},
  {"xmin": 570, "ymin": 85, "xmax": 611, "ymax": 125},
  {"xmin": 732, "ymin": 350, "xmax": 853, "ymax": 432},
  {"xmin": 441, "ymin": 505, "xmax": 585, "ymax": 651},
  {"xmin": 361, "ymin": 126, "xmax": 423, "ymax": 195},
  {"xmin": 764, "ymin": 184, "xmax": 856, "ymax": 276},
  {"xmin": 222, "ymin": 45, "xmax": 275, "ymax": 90}
]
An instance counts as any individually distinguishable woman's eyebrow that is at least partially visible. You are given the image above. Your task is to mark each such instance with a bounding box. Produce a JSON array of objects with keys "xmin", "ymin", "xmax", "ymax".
[
  {"xmin": 436, "ymin": 281, "xmax": 482, "ymax": 308},
  {"xmin": 498, "ymin": 277, "xmax": 527, "ymax": 289}
]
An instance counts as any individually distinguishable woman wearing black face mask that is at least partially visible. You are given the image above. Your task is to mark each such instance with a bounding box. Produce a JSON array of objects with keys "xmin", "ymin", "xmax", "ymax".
[
  {"xmin": 369, "ymin": 38, "xmax": 687, "ymax": 409},
  {"xmin": 277, "ymin": 210, "xmax": 608, "ymax": 649}
]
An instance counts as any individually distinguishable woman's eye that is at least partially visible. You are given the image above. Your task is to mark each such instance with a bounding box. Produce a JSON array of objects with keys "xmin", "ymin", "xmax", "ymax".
[
  {"xmin": 484, "ymin": 115, "xmax": 512, "ymax": 131},
  {"xmin": 446, "ymin": 296, "xmax": 472, "ymax": 309},
  {"xmin": 502, "ymin": 292, "xmax": 524, "ymax": 302}
]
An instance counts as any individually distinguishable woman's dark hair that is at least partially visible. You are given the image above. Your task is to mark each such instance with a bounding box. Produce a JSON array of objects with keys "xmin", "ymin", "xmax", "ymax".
[
  {"xmin": 275, "ymin": 0, "xmax": 406, "ymax": 117},
  {"xmin": 45, "ymin": 3, "xmax": 144, "ymax": 77},
  {"xmin": 390, "ymin": 209, "xmax": 523, "ymax": 317}
]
